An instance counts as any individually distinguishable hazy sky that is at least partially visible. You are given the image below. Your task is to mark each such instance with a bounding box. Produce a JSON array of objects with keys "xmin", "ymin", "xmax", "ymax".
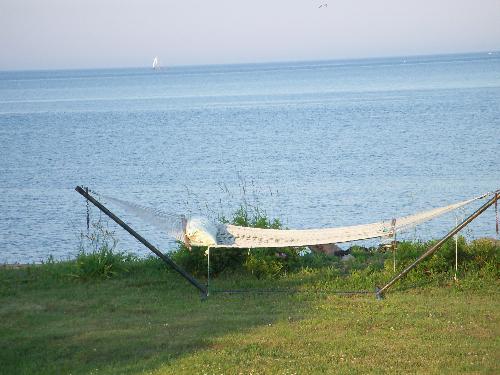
[{"xmin": 1, "ymin": 0, "xmax": 499, "ymax": 70}]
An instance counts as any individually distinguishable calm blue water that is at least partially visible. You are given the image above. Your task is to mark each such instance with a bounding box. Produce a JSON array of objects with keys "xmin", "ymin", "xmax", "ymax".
[{"xmin": 1, "ymin": 53, "xmax": 499, "ymax": 264}]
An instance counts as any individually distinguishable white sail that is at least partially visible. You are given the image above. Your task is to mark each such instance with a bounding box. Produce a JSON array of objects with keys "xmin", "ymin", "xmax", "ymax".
[{"xmin": 152, "ymin": 56, "xmax": 160, "ymax": 70}]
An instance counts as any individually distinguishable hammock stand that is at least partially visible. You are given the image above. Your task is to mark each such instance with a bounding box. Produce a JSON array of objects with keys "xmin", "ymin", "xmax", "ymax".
[{"xmin": 75, "ymin": 186, "xmax": 499, "ymax": 299}]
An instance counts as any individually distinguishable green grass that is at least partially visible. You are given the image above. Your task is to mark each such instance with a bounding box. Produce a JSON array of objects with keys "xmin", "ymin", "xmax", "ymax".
[{"xmin": 0, "ymin": 257, "xmax": 498, "ymax": 375}]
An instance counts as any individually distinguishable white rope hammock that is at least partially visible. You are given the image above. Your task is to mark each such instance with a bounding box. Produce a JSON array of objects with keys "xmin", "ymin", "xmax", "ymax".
[
  {"xmin": 205, "ymin": 194, "xmax": 489, "ymax": 248},
  {"xmin": 101, "ymin": 191, "xmax": 491, "ymax": 249}
]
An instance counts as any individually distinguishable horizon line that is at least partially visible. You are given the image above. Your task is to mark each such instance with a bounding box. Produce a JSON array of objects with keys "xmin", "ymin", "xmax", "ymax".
[{"xmin": 1, "ymin": 50, "xmax": 498, "ymax": 74}]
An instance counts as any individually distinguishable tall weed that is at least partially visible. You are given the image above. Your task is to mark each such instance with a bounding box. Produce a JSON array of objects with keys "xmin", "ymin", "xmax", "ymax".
[{"xmin": 73, "ymin": 220, "xmax": 135, "ymax": 280}]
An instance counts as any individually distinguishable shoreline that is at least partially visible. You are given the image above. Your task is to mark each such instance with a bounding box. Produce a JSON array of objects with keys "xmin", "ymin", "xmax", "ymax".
[{"xmin": 2, "ymin": 236, "xmax": 499, "ymax": 267}]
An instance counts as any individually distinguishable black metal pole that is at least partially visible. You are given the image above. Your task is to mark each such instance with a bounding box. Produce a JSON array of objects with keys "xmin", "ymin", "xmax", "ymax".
[
  {"xmin": 75, "ymin": 186, "xmax": 208, "ymax": 297},
  {"xmin": 376, "ymin": 191, "xmax": 499, "ymax": 298}
]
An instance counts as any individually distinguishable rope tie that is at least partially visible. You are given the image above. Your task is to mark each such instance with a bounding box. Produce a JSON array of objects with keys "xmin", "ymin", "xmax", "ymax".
[
  {"xmin": 391, "ymin": 218, "xmax": 397, "ymax": 272},
  {"xmin": 206, "ymin": 247, "xmax": 211, "ymax": 296},
  {"xmin": 495, "ymin": 193, "xmax": 499, "ymax": 237},
  {"xmin": 454, "ymin": 214, "xmax": 459, "ymax": 281}
]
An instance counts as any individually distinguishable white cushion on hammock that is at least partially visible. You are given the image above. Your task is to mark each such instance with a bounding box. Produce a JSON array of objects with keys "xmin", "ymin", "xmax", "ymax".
[{"xmin": 185, "ymin": 216, "xmax": 218, "ymax": 246}]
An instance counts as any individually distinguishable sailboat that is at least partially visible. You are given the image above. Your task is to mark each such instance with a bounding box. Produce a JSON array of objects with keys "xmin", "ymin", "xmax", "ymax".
[{"xmin": 152, "ymin": 56, "xmax": 160, "ymax": 70}]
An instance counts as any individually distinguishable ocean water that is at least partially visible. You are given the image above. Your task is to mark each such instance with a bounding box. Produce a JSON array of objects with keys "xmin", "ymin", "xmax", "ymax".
[{"xmin": 1, "ymin": 53, "xmax": 499, "ymax": 264}]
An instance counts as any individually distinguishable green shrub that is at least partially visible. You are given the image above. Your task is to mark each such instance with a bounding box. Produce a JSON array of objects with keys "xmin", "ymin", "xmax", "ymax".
[
  {"xmin": 73, "ymin": 245, "xmax": 134, "ymax": 280},
  {"xmin": 380, "ymin": 236, "xmax": 499, "ymax": 284},
  {"xmin": 171, "ymin": 204, "xmax": 302, "ymax": 279},
  {"xmin": 224, "ymin": 205, "xmax": 282, "ymax": 229},
  {"xmin": 346, "ymin": 246, "xmax": 386, "ymax": 272},
  {"xmin": 244, "ymin": 253, "xmax": 283, "ymax": 279},
  {"xmin": 423, "ymin": 237, "xmax": 468, "ymax": 273},
  {"xmin": 465, "ymin": 238, "xmax": 499, "ymax": 276},
  {"xmin": 296, "ymin": 252, "xmax": 340, "ymax": 270},
  {"xmin": 73, "ymin": 220, "xmax": 135, "ymax": 280},
  {"xmin": 395, "ymin": 240, "xmax": 427, "ymax": 263}
]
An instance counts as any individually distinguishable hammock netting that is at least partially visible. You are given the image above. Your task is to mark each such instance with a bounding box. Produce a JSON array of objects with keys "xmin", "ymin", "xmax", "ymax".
[
  {"xmin": 212, "ymin": 196, "xmax": 484, "ymax": 248},
  {"xmin": 101, "ymin": 191, "xmax": 491, "ymax": 249}
]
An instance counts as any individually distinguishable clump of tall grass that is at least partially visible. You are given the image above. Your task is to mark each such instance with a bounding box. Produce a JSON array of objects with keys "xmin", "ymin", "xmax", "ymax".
[
  {"xmin": 389, "ymin": 236, "xmax": 499, "ymax": 279},
  {"xmin": 73, "ymin": 220, "xmax": 136, "ymax": 280}
]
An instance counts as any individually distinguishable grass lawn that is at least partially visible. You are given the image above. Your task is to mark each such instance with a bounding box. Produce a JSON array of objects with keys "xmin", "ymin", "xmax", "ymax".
[{"xmin": 0, "ymin": 261, "xmax": 498, "ymax": 374}]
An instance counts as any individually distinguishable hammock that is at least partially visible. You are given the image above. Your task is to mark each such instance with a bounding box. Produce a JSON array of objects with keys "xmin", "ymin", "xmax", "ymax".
[
  {"xmin": 102, "ymin": 191, "xmax": 490, "ymax": 248},
  {"xmin": 209, "ymin": 195, "xmax": 488, "ymax": 248}
]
